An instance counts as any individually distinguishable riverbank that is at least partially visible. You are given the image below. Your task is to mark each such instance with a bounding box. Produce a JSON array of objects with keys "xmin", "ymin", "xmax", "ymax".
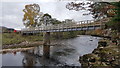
[
  {"xmin": 1, "ymin": 31, "xmax": 78, "ymax": 49},
  {"xmin": 2, "ymin": 41, "xmax": 43, "ymax": 49},
  {"xmin": 1, "ymin": 33, "xmax": 44, "ymax": 54},
  {"xmin": 2, "ymin": 33, "xmax": 43, "ymax": 45},
  {"xmin": 0, "ymin": 47, "xmax": 35, "ymax": 54},
  {"xmin": 79, "ymin": 31, "xmax": 120, "ymax": 67}
]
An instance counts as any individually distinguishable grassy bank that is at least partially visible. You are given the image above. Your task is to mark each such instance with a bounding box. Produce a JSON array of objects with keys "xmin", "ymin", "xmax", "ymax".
[
  {"xmin": 2, "ymin": 31, "xmax": 82, "ymax": 46},
  {"xmin": 2, "ymin": 33, "xmax": 43, "ymax": 45}
]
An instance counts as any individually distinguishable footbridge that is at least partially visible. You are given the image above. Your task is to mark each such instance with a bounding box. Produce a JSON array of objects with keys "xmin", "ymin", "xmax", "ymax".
[
  {"xmin": 21, "ymin": 18, "xmax": 108, "ymax": 58},
  {"xmin": 21, "ymin": 19, "xmax": 106, "ymax": 34}
]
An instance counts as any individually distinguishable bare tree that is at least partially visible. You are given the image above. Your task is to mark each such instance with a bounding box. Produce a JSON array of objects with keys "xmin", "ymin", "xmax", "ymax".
[{"xmin": 66, "ymin": 2, "xmax": 116, "ymax": 20}]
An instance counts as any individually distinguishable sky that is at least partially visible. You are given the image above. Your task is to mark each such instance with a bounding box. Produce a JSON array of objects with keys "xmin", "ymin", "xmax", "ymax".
[{"xmin": 0, "ymin": 0, "xmax": 120, "ymax": 30}]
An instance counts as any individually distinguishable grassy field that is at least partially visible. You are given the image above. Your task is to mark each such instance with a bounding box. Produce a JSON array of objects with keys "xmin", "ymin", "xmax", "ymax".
[{"xmin": 2, "ymin": 33, "xmax": 43, "ymax": 45}]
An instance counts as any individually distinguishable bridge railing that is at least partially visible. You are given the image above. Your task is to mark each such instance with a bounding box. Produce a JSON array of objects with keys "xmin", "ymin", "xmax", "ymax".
[{"xmin": 21, "ymin": 19, "xmax": 103, "ymax": 32}]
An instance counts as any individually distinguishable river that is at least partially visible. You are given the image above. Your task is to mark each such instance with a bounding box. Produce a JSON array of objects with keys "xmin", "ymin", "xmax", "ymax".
[{"xmin": 2, "ymin": 35, "xmax": 101, "ymax": 67}]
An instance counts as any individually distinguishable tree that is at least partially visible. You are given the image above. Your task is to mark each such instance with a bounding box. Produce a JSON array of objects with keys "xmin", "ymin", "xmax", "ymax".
[
  {"xmin": 40, "ymin": 13, "xmax": 52, "ymax": 26},
  {"xmin": 23, "ymin": 3, "xmax": 43, "ymax": 28},
  {"xmin": 89, "ymin": 2, "xmax": 116, "ymax": 20},
  {"xmin": 66, "ymin": 2, "xmax": 91, "ymax": 11},
  {"xmin": 106, "ymin": 1, "xmax": 120, "ymax": 32},
  {"xmin": 40, "ymin": 13, "xmax": 62, "ymax": 26},
  {"xmin": 66, "ymin": 2, "xmax": 116, "ymax": 20},
  {"xmin": 51, "ymin": 19, "xmax": 61, "ymax": 25}
]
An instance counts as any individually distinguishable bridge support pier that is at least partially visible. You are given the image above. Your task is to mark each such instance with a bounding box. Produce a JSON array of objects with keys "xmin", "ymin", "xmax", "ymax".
[{"xmin": 43, "ymin": 32, "xmax": 50, "ymax": 58}]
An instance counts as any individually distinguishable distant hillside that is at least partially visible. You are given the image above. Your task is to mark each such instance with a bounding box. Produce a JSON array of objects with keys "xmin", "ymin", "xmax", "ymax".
[{"xmin": 0, "ymin": 26, "xmax": 15, "ymax": 33}]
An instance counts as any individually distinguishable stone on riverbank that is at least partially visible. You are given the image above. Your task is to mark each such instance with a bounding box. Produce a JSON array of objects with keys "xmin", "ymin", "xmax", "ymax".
[{"xmin": 79, "ymin": 39, "xmax": 120, "ymax": 67}]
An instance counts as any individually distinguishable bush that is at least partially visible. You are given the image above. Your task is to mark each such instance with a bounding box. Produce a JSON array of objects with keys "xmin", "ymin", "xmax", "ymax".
[
  {"xmin": 106, "ymin": 1, "xmax": 120, "ymax": 32},
  {"xmin": 106, "ymin": 18, "xmax": 120, "ymax": 32},
  {"xmin": 98, "ymin": 41, "xmax": 107, "ymax": 47}
]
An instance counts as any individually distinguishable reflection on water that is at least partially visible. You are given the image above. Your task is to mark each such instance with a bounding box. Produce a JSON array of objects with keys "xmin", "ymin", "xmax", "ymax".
[{"xmin": 2, "ymin": 35, "xmax": 101, "ymax": 66}]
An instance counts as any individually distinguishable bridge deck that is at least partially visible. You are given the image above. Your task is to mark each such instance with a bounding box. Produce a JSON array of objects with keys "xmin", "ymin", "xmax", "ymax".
[{"xmin": 21, "ymin": 19, "xmax": 105, "ymax": 33}]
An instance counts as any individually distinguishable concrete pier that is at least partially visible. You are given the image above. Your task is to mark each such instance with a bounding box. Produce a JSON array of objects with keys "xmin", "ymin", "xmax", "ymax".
[{"xmin": 43, "ymin": 32, "xmax": 50, "ymax": 58}]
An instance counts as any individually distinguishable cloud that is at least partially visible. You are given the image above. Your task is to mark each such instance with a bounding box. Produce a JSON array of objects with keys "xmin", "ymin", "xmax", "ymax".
[
  {"xmin": 1, "ymin": 3, "xmax": 24, "ymax": 29},
  {"xmin": 2, "ymin": 15, "xmax": 24, "ymax": 28}
]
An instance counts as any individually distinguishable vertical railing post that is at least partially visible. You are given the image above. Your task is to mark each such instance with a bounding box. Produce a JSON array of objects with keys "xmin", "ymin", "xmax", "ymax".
[
  {"xmin": 87, "ymin": 20, "xmax": 89, "ymax": 31},
  {"xmin": 81, "ymin": 21, "xmax": 83, "ymax": 30},
  {"xmin": 70, "ymin": 22, "xmax": 72, "ymax": 31},
  {"xmin": 58, "ymin": 24, "xmax": 59, "ymax": 31},
  {"xmin": 93, "ymin": 20, "xmax": 95, "ymax": 30}
]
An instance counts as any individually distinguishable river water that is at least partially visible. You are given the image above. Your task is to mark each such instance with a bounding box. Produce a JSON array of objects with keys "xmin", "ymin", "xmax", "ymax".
[{"xmin": 2, "ymin": 35, "xmax": 101, "ymax": 66}]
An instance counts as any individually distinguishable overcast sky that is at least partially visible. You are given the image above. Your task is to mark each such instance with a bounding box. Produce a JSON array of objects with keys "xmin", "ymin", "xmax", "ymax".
[{"xmin": 0, "ymin": 0, "xmax": 120, "ymax": 30}]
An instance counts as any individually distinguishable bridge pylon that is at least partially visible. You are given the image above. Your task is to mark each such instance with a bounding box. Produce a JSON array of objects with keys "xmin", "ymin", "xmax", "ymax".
[{"xmin": 43, "ymin": 32, "xmax": 50, "ymax": 58}]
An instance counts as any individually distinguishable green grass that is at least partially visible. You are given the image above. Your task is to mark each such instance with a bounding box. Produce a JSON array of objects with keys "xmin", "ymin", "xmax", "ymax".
[
  {"xmin": 22, "ymin": 34, "xmax": 43, "ymax": 42},
  {"xmin": 2, "ymin": 31, "xmax": 82, "ymax": 45},
  {"xmin": 2, "ymin": 33, "xmax": 23, "ymax": 45},
  {"xmin": 2, "ymin": 33, "xmax": 43, "ymax": 45},
  {"xmin": 2, "ymin": 31, "xmax": 78, "ymax": 45}
]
